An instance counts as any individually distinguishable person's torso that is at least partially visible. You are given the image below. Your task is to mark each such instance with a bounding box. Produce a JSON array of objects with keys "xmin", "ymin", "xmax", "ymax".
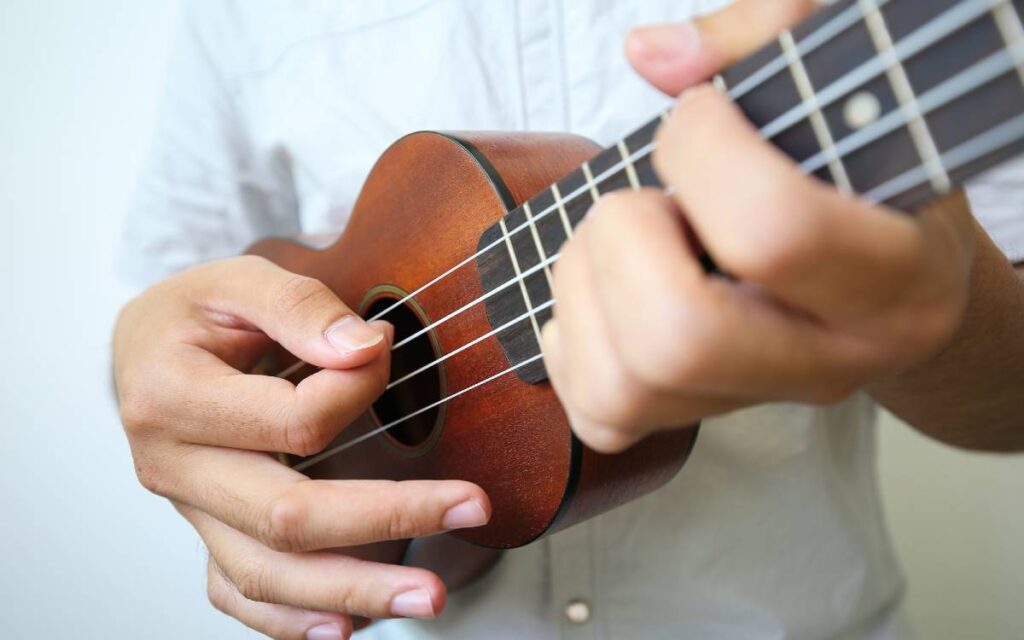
[{"xmin": 199, "ymin": 2, "xmax": 912, "ymax": 637}]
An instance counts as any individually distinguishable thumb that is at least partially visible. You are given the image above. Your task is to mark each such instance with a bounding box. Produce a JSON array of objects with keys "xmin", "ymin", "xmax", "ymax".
[
  {"xmin": 194, "ymin": 255, "xmax": 389, "ymax": 371},
  {"xmin": 625, "ymin": 0, "xmax": 819, "ymax": 96}
]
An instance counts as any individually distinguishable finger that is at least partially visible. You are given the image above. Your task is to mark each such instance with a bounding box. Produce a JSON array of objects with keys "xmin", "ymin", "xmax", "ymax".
[
  {"xmin": 544, "ymin": 319, "xmax": 731, "ymax": 454},
  {"xmin": 147, "ymin": 321, "xmax": 392, "ymax": 454},
  {"xmin": 655, "ymin": 86, "xmax": 931, "ymax": 323},
  {"xmin": 543, "ymin": 221, "xmax": 736, "ymax": 452},
  {"xmin": 206, "ymin": 557, "xmax": 353, "ymax": 640},
  {"xmin": 185, "ymin": 506, "xmax": 447, "ymax": 620},
  {"xmin": 190, "ymin": 255, "xmax": 387, "ymax": 370},
  {"xmin": 625, "ymin": 0, "xmax": 819, "ymax": 95},
  {"xmin": 573, "ymin": 190, "xmax": 876, "ymax": 403},
  {"xmin": 159, "ymin": 445, "xmax": 490, "ymax": 553}
]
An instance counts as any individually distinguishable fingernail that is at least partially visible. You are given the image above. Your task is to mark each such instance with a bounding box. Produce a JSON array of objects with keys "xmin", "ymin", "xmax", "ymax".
[
  {"xmin": 325, "ymin": 315, "xmax": 384, "ymax": 355},
  {"xmin": 389, "ymin": 588, "xmax": 435, "ymax": 618},
  {"xmin": 442, "ymin": 500, "xmax": 489, "ymax": 530},
  {"xmin": 633, "ymin": 21, "xmax": 702, "ymax": 62},
  {"xmin": 306, "ymin": 622, "xmax": 345, "ymax": 640}
]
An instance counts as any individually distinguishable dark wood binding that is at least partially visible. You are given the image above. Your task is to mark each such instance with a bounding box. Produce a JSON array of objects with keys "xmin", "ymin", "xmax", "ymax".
[
  {"xmin": 248, "ymin": 132, "xmax": 697, "ymax": 556},
  {"xmin": 244, "ymin": 0, "xmax": 1024, "ymax": 595},
  {"xmin": 479, "ymin": 0, "xmax": 1024, "ymax": 378}
]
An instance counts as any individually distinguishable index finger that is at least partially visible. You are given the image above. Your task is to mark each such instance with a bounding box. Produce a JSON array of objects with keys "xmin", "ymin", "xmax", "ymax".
[
  {"xmin": 126, "ymin": 320, "xmax": 393, "ymax": 456},
  {"xmin": 168, "ymin": 445, "xmax": 491, "ymax": 553},
  {"xmin": 191, "ymin": 255, "xmax": 387, "ymax": 371},
  {"xmin": 654, "ymin": 86, "xmax": 932, "ymax": 323}
]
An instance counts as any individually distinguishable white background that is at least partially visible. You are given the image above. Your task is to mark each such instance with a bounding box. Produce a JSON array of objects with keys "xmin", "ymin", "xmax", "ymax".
[{"xmin": 0, "ymin": 1, "xmax": 1021, "ymax": 639}]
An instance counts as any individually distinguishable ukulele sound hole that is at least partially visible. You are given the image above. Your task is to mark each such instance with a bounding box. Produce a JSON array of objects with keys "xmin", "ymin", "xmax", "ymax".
[{"xmin": 365, "ymin": 296, "xmax": 444, "ymax": 449}]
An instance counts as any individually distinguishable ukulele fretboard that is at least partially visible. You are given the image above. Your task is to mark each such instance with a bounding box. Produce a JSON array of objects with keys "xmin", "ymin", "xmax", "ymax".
[{"xmin": 477, "ymin": 0, "xmax": 1024, "ymax": 384}]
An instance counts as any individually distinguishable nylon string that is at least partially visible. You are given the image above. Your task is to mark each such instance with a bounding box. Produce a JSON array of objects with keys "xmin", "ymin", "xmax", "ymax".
[{"xmin": 276, "ymin": 0, "xmax": 1023, "ymax": 463}]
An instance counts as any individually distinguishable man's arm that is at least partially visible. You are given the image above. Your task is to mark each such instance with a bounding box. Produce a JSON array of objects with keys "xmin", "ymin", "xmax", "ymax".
[{"xmin": 870, "ymin": 195, "xmax": 1024, "ymax": 452}]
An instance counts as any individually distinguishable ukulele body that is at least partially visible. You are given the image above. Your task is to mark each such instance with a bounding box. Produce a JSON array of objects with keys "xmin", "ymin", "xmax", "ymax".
[{"xmin": 248, "ymin": 131, "xmax": 697, "ymax": 587}]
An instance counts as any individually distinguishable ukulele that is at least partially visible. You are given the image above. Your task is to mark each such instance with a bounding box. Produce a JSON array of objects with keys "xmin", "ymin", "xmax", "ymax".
[{"xmin": 248, "ymin": 0, "xmax": 1024, "ymax": 588}]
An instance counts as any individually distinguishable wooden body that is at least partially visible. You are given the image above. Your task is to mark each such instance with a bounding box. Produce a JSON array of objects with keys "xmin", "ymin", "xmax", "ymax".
[{"xmin": 248, "ymin": 132, "xmax": 696, "ymax": 577}]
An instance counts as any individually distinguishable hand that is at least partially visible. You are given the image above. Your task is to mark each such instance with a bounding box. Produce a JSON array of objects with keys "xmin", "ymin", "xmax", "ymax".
[
  {"xmin": 114, "ymin": 255, "xmax": 491, "ymax": 639},
  {"xmin": 541, "ymin": 0, "xmax": 977, "ymax": 453}
]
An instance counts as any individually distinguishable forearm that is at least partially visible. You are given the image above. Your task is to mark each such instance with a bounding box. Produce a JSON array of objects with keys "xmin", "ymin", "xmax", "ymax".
[{"xmin": 870, "ymin": 201, "xmax": 1024, "ymax": 452}]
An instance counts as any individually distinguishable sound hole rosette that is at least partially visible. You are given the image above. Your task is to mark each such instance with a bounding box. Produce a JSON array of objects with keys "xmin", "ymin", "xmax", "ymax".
[{"xmin": 358, "ymin": 284, "xmax": 448, "ymax": 458}]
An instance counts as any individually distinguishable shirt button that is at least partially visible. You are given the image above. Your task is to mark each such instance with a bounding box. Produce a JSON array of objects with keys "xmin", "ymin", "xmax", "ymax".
[{"xmin": 564, "ymin": 599, "xmax": 591, "ymax": 624}]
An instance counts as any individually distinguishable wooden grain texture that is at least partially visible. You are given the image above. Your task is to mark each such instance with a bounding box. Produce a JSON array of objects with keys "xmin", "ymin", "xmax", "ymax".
[{"xmin": 247, "ymin": 131, "xmax": 697, "ymax": 561}]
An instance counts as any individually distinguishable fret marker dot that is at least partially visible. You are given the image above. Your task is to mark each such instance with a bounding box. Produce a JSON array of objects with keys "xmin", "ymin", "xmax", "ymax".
[{"xmin": 844, "ymin": 91, "xmax": 881, "ymax": 130}]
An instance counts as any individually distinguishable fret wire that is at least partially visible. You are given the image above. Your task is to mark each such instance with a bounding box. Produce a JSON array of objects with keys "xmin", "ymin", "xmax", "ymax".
[
  {"xmin": 859, "ymin": 0, "xmax": 951, "ymax": 193},
  {"xmin": 992, "ymin": 0, "xmax": 1024, "ymax": 86},
  {"xmin": 522, "ymin": 202, "xmax": 554, "ymax": 289},
  {"xmin": 728, "ymin": 0, "xmax": 892, "ymax": 99},
  {"xmin": 580, "ymin": 161, "xmax": 601, "ymax": 203},
  {"xmin": 284, "ymin": 2, "xmax": 1024, "ymax": 465},
  {"xmin": 550, "ymin": 183, "xmax": 574, "ymax": 239},
  {"xmin": 800, "ymin": 42, "xmax": 1023, "ymax": 175},
  {"xmin": 319, "ymin": 106, "xmax": 1024, "ymax": 462},
  {"xmin": 299, "ymin": 100, "xmax": 1024, "ymax": 463},
  {"xmin": 616, "ymin": 140, "xmax": 641, "ymax": 189},
  {"xmin": 389, "ymin": 31, "xmax": 1018, "ymax": 356},
  {"xmin": 363, "ymin": 0, "xmax": 978, "ymax": 337},
  {"xmin": 350, "ymin": 8, "xmax": 1015, "ymax": 355},
  {"xmin": 866, "ymin": 110, "xmax": 1024, "ymax": 203},
  {"xmin": 758, "ymin": 0, "xmax": 994, "ymax": 141},
  {"xmin": 498, "ymin": 218, "xmax": 545, "ymax": 350},
  {"xmin": 779, "ymin": 29, "xmax": 853, "ymax": 194}
]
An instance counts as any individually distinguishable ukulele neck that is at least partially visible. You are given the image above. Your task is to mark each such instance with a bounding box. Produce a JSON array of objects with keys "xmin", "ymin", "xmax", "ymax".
[{"xmin": 477, "ymin": 0, "xmax": 1024, "ymax": 383}]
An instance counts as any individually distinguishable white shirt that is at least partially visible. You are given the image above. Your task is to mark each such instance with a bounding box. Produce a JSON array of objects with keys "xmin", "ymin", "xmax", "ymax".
[{"xmin": 120, "ymin": 2, "xmax": 1024, "ymax": 639}]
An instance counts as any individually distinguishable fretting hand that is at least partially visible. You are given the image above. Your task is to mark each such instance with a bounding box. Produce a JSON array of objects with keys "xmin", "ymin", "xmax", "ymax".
[
  {"xmin": 541, "ymin": 0, "xmax": 977, "ymax": 453},
  {"xmin": 113, "ymin": 256, "xmax": 491, "ymax": 639}
]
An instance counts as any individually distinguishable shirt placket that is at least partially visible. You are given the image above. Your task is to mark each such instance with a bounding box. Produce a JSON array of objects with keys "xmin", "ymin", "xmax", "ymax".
[
  {"xmin": 548, "ymin": 522, "xmax": 599, "ymax": 640},
  {"xmin": 514, "ymin": 1, "xmax": 598, "ymax": 638},
  {"xmin": 513, "ymin": 0, "xmax": 568, "ymax": 130}
]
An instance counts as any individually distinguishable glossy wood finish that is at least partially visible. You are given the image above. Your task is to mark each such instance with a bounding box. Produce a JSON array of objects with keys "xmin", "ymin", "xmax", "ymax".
[{"xmin": 248, "ymin": 131, "xmax": 697, "ymax": 557}]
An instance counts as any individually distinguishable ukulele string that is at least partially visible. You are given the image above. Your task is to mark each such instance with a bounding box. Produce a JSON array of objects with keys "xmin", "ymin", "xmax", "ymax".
[
  {"xmin": 273, "ymin": 0, "xmax": 947, "ymax": 384},
  {"xmin": 278, "ymin": 1, "xmax": 1022, "ymax": 464},
  {"xmin": 294, "ymin": 110, "xmax": 1024, "ymax": 471},
  {"xmin": 386, "ymin": 298, "xmax": 556, "ymax": 391},
  {"xmin": 274, "ymin": 0, "xmax": 1015, "ymax": 385},
  {"xmin": 368, "ymin": 0, "xmax": 994, "ymax": 344},
  {"xmin": 339, "ymin": 0, "xmax": 893, "ymax": 334},
  {"xmin": 378, "ymin": 0, "xmax": 1001, "ymax": 355},
  {"xmin": 292, "ymin": 353, "xmax": 544, "ymax": 471}
]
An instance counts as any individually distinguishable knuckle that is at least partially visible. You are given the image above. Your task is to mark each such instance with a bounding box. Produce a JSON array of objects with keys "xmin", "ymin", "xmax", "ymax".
[
  {"xmin": 579, "ymin": 422, "xmax": 634, "ymax": 454},
  {"xmin": 118, "ymin": 390, "xmax": 160, "ymax": 439},
  {"xmin": 132, "ymin": 456, "xmax": 168, "ymax": 496},
  {"xmin": 206, "ymin": 570, "xmax": 232, "ymax": 613},
  {"xmin": 272, "ymin": 275, "xmax": 333, "ymax": 315},
  {"xmin": 379, "ymin": 501, "xmax": 421, "ymax": 541},
  {"xmin": 630, "ymin": 301, "xmax": 711, "ymax": 391},
  {"xmin": 574, "ymin": 367, "xmax": 649, "ymax": 431},
  {"xmin": 332, "ymin": 582, "xmax": 366, "ymax": 615},
  {"xmin": 280, "ymin": 409, "xmax": 333, "ymax": 457},
  {"xmin": 593, "ymin": 189, "xmax": 632, "ymax": 214},
  {"xmin": 263, "ymin": 487, "xmax": 311, "ymax": 552},
  {"xmin": 732, "ymin": 222, "xmax": 809, "ymax": 284},
  {"xmin": 231, "ymin": 558, "xmax": 274, "ymax": 604}
]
